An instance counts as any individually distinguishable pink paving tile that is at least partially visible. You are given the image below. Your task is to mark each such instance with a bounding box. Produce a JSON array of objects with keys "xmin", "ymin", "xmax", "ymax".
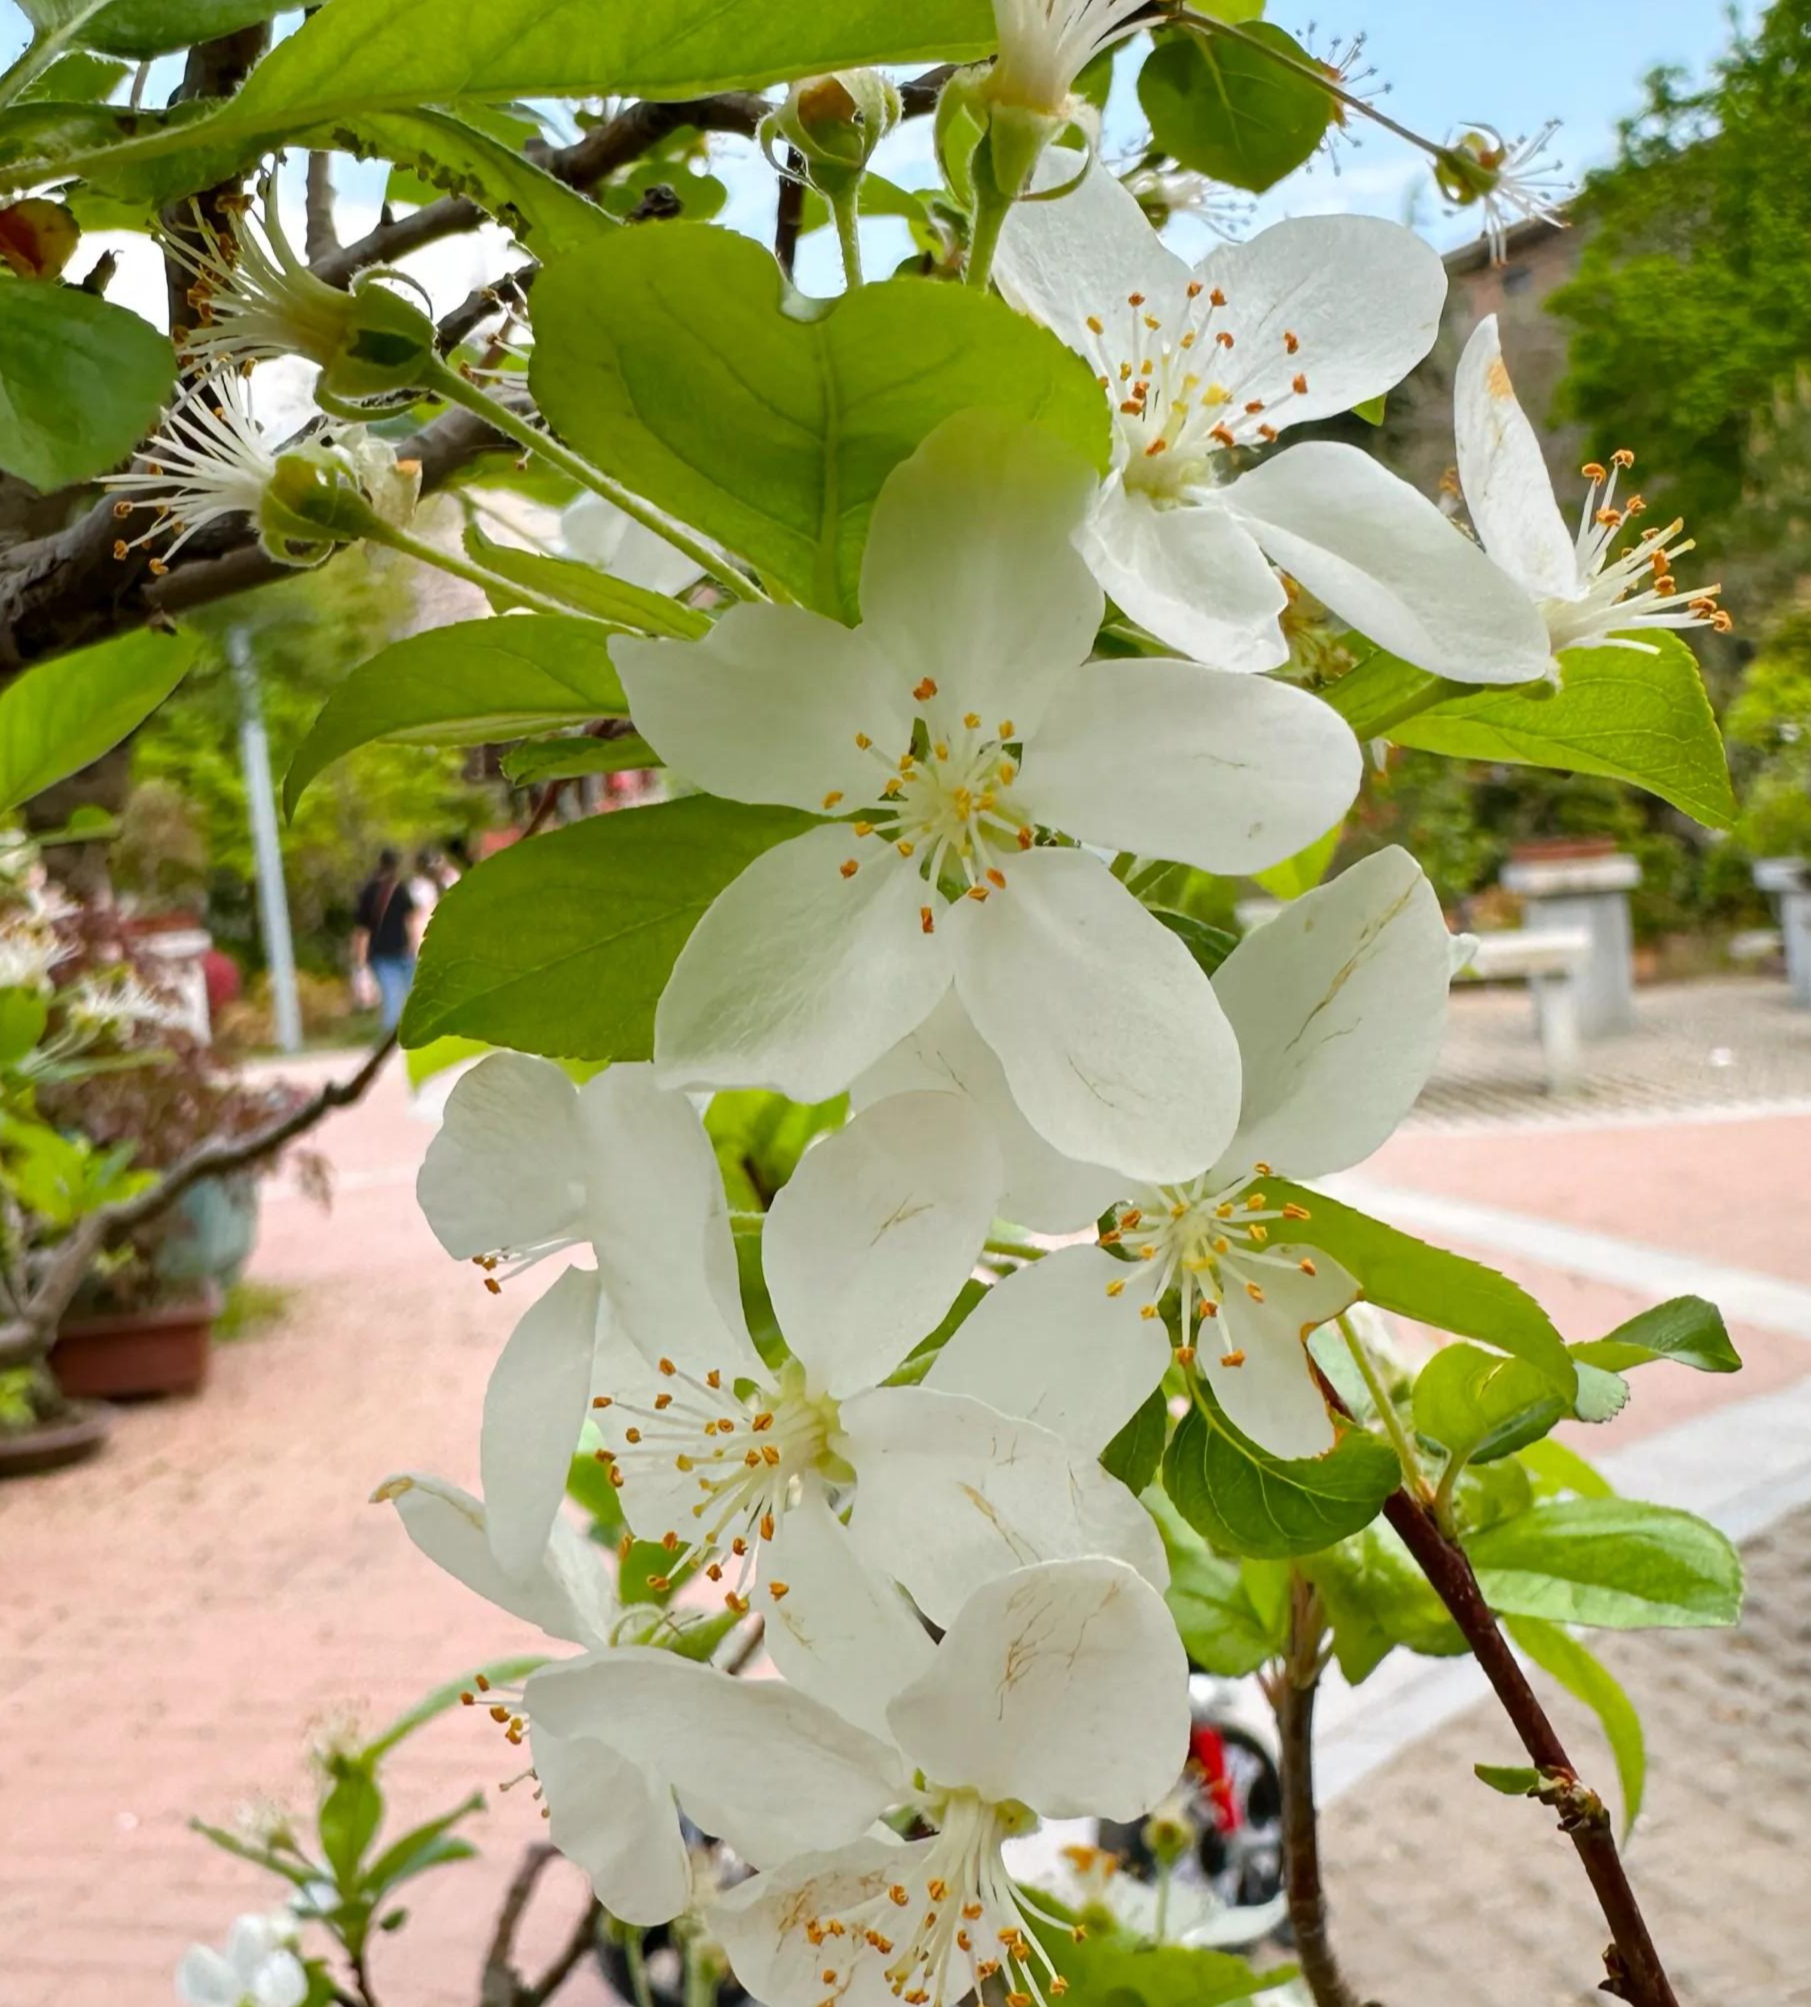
[{"xmin": 1369, "ymin": 1111, "xmax": 1811, "ymax": 1288}]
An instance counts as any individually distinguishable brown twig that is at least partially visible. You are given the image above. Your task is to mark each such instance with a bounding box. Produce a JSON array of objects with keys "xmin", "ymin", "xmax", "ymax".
[
  {"xmin": 305, "ymin": 150, "xmax": 341, "ymax": 261},
  {"xmin": 773, "ymin": 147, "xmax": 807, "ymax": 279},
  {"xmin": 1277, "ymin": 1577, "xmax": 1371, "ymax": 2007},
  {"xmin": 0, "ymin": 1032, "xmax": 397, "ymax": 1371},
  {"xmin": 1382, "ymin": 1491, "xmax": 1678, "ymax": 2007},
  {"xmin": 480, "ymin": 1845, "xmax": 599, "ymax": 2007}
]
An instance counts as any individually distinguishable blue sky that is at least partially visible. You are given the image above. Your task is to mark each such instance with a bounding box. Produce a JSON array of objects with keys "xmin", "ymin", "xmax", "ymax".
[{"xmin": 1, "ymin": 0, "xmax": 1766, "ymax": 308}]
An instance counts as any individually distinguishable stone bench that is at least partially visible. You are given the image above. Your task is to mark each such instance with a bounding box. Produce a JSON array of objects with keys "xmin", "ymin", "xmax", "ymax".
[{"xmin": 1456, "ymin": 928, "xmax": 1592, "ymax": 1093}]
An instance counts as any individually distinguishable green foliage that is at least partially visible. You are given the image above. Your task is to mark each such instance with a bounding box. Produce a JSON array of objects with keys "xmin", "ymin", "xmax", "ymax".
[
  {"xmin": 332, "ymin": 107, "xmax": 617, "ymax": 258},
  {"xmin": 1467, "ymin": 1498, "xmax": 1743, "ymax": 1629},
  {"xmin": 1392, "ymin": 634, "xmax": 1736, "ymax": 830},
  {"xmin": 401, "ymin": 797, "xmax": 815, "ymax": 1055},
  {"xmin": 0, "ymin": 987, "xmax": 50, "ymax": 1067},
  {"xmin": 1029, "ymin": 1905, "xmax": 1293, "ymax": 2007},
  {"xmin": 1138, "ymin": 25, "xmax": 1332, "ymax": 193},
  {"xmin": 1724, "ymin": 605, "xmax": 1811, "ymax": 859},
  {"xmin": 1164, "ymin": 1543, "xmax": 1288, "ymax": 1676},
  {"xmin": 528, "ymin": 223, "xmax": 1107, "ymax": 618},
  {"xmin": 1573, "ymin": 1296, "xmax": 1741, "ymax": 1377},
  {"xmin": 124, "ymin": 555, "xmax": 482, "ymax": 975},
  {"xmin": 1303, "ymin": 1524, "xmax": 1463, "ymax": 1682},
  {"xmin": 283, "ymin": 615, "xmax": 629, "ymax": 813},
  {"xmin": 1505, "ymin": 1614, "xmax": 1646, "ymax": 1836},
  {"xmin": 1269, "ymin": 1182, "xmax": 1575, "ymax": 1396},
  {"xmin": 1162, "ymin": 1398, "xmax": 1402, "ymax": 1561},
  {"xmin": 1411, "ymin": 1343, "xmax": 1569, "ymax": 1469},
  {"xmin": 0, "ymin": 0, "xmax": 999, "ymax": 192},
  {"xmin": 704, "ymin": 1088, "xmax": 847, "ymax": 1209},
  {"xmin": 500, "ymin": 734, "xmax": 661, "ymax": 785},
  {"xmin": 1551, "ymin": 3, "xmax": 1811, "ymax": 546},
  {"xmin": 1100, "ymin": 1387, "xmax": 1168, "ymax": 1496},
  {"xmin": 461, "ymin": 524, "xmax": 708, "ymax": 637},
  {"xmin": 0, "ymin": 625, "xmax": 198, "ymax": 815},
  {"xmin": 1149, "ymin": 907, "xmax": 1239, "ymax": 976},
  {"xmin": 0, "ymin": 280, "xmax": 171, "ymax": 489}
]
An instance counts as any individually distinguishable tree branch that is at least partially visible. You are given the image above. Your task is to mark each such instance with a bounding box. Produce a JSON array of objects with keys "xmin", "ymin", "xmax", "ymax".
[
  {"xmin": 0, "ymin": 1032, "xmax": 397, "ymax": 1371},
  {"xmin": 314, "ymin": 92, "xmax": 770, "ymax": 288},
  {"xmin": 1278, "ymin": 1577, "xmax": 1372, "ymax": 2007},
  {"xmin": 1382, "ymin": 1491, "xmax": 1679, "ymax": 2007}
]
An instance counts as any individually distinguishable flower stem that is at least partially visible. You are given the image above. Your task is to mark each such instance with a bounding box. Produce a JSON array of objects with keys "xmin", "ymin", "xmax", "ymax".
[
  {"xmin": 0, "ymin": 1, "xmax": 108, "ymax": 111},
  {"xmin": 965, "ymin": 185, "xmax": 1011, "ymax": 292},
  {"xmin": 356, "ymin": 514, "xmax": 601, "ymax": 622},
  {"xmin": 424, "ymin": 357, "xmax": 766, "ymax": 603},
  {"xmin": 622, "ymin": 1930, "xmax": 656, "ymax": 2007},
  {"xmin": 1337, "ymin": 1311, "xmax": 1429, "ymax": 1500},
  {"xmin": 984, "ymin": 1237, "xmax": 1048, "ymax": 1263},
  {"xmin": 830, "ymin": 187, "xmax": 865, "ymax": 289}
]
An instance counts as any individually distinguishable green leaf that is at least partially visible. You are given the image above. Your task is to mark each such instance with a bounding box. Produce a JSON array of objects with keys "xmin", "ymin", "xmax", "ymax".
[
  {"xmin": 19, "ymin": 51, "xmax": 128, "ymax": 101},
  {"xmin": 1030, "ymin": 1906, "xmax": 1293, "ymax": 2007},
  {"xmin": 319, "ymin": 1766, "xmax": 384, "ymax": 1890},
  {"xmin": 0, "ymin": 988, "xmax": 50, "ymax": 1068},
  {"xmin": 401, "ymin": 796, "xmax": 815, "ymax": 1057},
  {"xmin": 1505, "ymin": 1614, "xmax": 1646, "ymax": 1837},
  {"xmin": 332, "ymin": 107, "xmax": 611, "ymax": 259},
  {"xmin": 567, "ymin": 1448, "xmax": 627, "ymax": 1541},
  {"xmin": 1100, "ymin": 1387, "xmax": 1168, "ymax": 1495},
  {"xmin": 1573, "ymin": 1295, "xmax": 1741, "ymax": 1377},
  {"xmin": 403, "ymin": 1034, "xmax": 490, "ymax": 1090},
  {"xmin": 462, "ymin": 524, "xmax": 708, "ymax": 637},
  {"xmin": 1516, "ymin": 1436, "xmax": 1615, "ymax": 1502},
  {"xmin": 188, "ymin": 1818, "xmax": 323, "ymax": 1890},
  {"xmin": 1412, "ymin": 1342, "xmax": 1569, "ymax": 1466},
  {"xmin": 1150, "ymin": 907, "xmax": 1239, "ymax": 976},
  {"xmin": 1164, "ymin": 1546, "xmax": 1280, "ymax": 1676},
  {"xmin": 1320, "ymin": 648, "xmax": 1453, "ymax": 739},
  {"xmin": 665, "ymin": 1608, "xmax": 741, "ymax": 1663},
  {"xmin": 0, "ymin": 281, "xmax": 171, "ymax": 489},
  {"xmin": 798, "ymin": 170, "xmax": 931, "ymax": 240},
  {"xmin": 1352, "ymin": 392, "xmax": 1386, "ymax": 426},
  {"xmin": 1252, "ymin": 822, "xmax": 1340, "ymax": 900},
  {"xmin": 1162, "ymin": 1399, "xmax": 1400, "ymax": 1561},
  {"xmin": 1271, "ymin": 1182, "xmax": 1575, "ymax": 1397},
  {"xmin": 1393, "ymin": 633, "xmax": 1735, "ymax": 829},
  {"xmin": 1468, "ymin": 1498, "xmax": 1743, "ymax": 1630},
  {"xmin": 0, "ymin": 625, "xmax": 199, "ymax": 813},
  {"xmin": 704, "ymin": 1087, "xmax": 847, "ymax": 1200},
  {"xmin": 1302, "ymin": 1523, "xmax": 1464, "ymax": 1680},
  {"xmin": 1474, "ymin": 1762, "xmax": 1541, "ymax": 1796},
  {"xmin": 1138, "ymin": 25, "xmax": 1333, "ymax": 194},
  {"xmin": 284, "ymin": 616, "xmax": 628, "ymax": 813},
  {"xmin": 358, "ymin": 1655, "xmax": 547, "ymax": 1763},
  {"xmin": 529, "ymin": 223, "xmax": 1107, "ymax": 617},
  {"xmin": 361, "ymin": 1792, "xmax": 486, "ymax": 1898},
  {"xmin": 5, "ymin": 0, "xmax": 999, "ymax": 192},
  {"xmin": 500, "ymin": 734, "xmax": 662, "ymax": 785}
]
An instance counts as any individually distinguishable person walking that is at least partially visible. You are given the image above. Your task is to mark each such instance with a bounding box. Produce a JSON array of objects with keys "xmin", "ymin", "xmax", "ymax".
[{"xmin": 350, "ymin": 848, "xmax": 416, "ymax": 1032}]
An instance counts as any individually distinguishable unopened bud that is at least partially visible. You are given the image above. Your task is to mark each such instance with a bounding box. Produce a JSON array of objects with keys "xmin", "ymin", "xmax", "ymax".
[{"xmin": 764, "ymin": 68, "xmax": 900, "ymax": 198}]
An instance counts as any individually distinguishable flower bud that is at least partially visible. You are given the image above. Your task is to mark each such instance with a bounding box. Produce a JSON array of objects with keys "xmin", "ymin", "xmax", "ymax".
[{"xmin": 764, "ymin": 68, "xmax": 901, "ymax": 200}]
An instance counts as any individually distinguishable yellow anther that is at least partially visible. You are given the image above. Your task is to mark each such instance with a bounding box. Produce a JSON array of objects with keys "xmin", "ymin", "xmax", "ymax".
[
  {"xmin": 658, "ymin": 1357, "xmax": 677, "ymax": 1376},
  {"xmin": 933, "ymin": 741, "xmax": 950, "ymax": 761},
  {"xmin": 855, "ymin": 732, "xmax": 872, "ymax": 749},
  {"xmin": 921, "ymin": 906, "xmax": 936, "ymax": 934},
  {"xmin": 675, "ymin": 1454, "xmax": 694, "ymax": 1472},
  {"xmin": 1139, "ymin": 1304, "xmax": 1159, "ymax": 1320},
  {"xmin": 1086, "ymin": 314, "xmax": 1104, "ymax": 333},
  {"xmin": 853, "ymin": 821, "xmax": 874, "ymax": 837},
  {"xmin": 985, "ymin": 867, "xmax": 1006, "ymax": 889},
  {"xmin": 592, "ymin": 1395, "xmax": 612, "ymax": 1410},
  {"xmin": 1245, "ymin": 1281, "xmax": 1265, "ymax": 1302},
  {"xmin": 1299, "ymin": 1257, "xmax": 1317, "ymax": 1276},
  {"xmin": 897, "ymin": 840, "xmax": 915, "ymax": 858},
  {"xmin": 913, "ymin": 676, "xmax": 938, "ymax": 700},
  {"xmin": 1220, "ymin": 1349, "xmax": 1246, "ymax": 1368},
  {"xmin": 770, "ymin": 1580, "xmax": 791, "ymax": 1599},
  {"xmin": 624, "ymin": 1427, "xmax": 642, "ymax": 1444},
  {"xmin": 964, "ymin": 711, "xmax": 982, "ymax": 728},
  {"xmin": 752, "ymin": 1411, "xmax": 774, "ymax": 1431},
  {"xmin": 1283, "ymin": 1202, "xmax": 1311, "ymax": 1221},
  {"xmin": 840, "ymin": 858, "xmax": 859, "ymax": 879},
  {"xmin": 998, "ymin": 719, "xmax": 1014, "ymax": 737},
  {"xmin": 962, "ymin": 1903, "xmax": 984, "ymax": 1921},
  {"xmin": 1105, "ymin": 1279, "xmax": 1126, "ymax": 1298},
  {"xmin": 822, "ymin": 790, "xmax": 844, "ymax": 809},
  {"xmin": 889, "ymin": 1884, "xmax": 910, "ymax": 1907},
  {"xmin": 1175, "ymin": 1344, "xmax": 1196, "ymax": 1366},
  {"xmin": 762, "ymin": 1444, "xmax": 781, "ymax": 1466},
  {"xmin": 966, "ymin": 884, "xmax": 990, "ymax": 901}
]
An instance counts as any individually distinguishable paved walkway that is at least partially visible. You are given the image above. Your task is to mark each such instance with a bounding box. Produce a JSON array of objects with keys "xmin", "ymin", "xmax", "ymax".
[{"xmin": 3, "ymin": 979, "xmax": 1810, "ymax": 2007}]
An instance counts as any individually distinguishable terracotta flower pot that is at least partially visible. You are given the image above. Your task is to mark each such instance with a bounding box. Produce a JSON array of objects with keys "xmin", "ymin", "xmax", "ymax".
[
  {"xmin": 0, "ymin": 1400, "xmax": 114, "ymax": 1479},
  {"xmin": 52, "ymin": 1285, "xmax": 222, "ymax": 1400}
]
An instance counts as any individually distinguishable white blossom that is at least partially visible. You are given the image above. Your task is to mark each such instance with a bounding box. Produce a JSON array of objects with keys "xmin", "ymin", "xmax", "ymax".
[
  {"xmin": 618, "ymin": 411, "xmax": 1361, "ymax": 1182},
  {"xmin": 175, "ymin": 1915, "xmax": 306, "ymax": 2007},
  {"xmin": 992, "ymin": 151, "xmax": 1554, "ymax": 683},
  {"xmin": 1455, "ymin": 316, "xmax": 1728, "ymax": 667}
]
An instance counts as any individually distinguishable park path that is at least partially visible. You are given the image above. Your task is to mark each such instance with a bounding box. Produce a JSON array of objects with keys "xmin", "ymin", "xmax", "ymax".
[{"xmin": 4, "ymin": 982, "xmax": 1811, "ymax": 2007}]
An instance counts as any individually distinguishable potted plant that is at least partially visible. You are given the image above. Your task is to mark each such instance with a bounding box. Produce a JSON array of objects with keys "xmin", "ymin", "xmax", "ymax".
[{"xmin": 0, "ymin": 836, "xmax": 320, "ymax": 1434}]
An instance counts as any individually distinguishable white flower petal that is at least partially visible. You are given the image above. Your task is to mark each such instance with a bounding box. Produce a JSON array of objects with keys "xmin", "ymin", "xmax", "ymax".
[
  {"xmin": 841, "ymin": 1386, "xmax": 1169, "ymax": 1628},
  {"xmin": 995, "ymin": 146, "xmax": 1195, "ymax": 361},
  {"xmin": 532, "ymin": 1723, "xmax": 693, "ymax": 1925},
  {"xmin": 859, "ymin": 412, "xmax": 1103, "ymax": 737},
  {"xmin": 224, "ymin": 1918, "xmax": 285, "ymax": 1981},
  {"xmin": 951, "ymin": 846, "xmax": 1238, "ymax": 1182},
  {"xmin": 1453, "ymin": 314, "xmax": 1577, "ymax": 600},
  {"xmin": 578, "ymin": 1063, "xmax": 760, "ymax": 1381},
  {"xmin": 1205, "ymin": 1254, "xmax": 1358, "ymax": 1458},
  {"xmin": 175, "ymin": 1946, "xmax": 238, "ymax": 2007},
  {"xmin": 1078, "ymin": 482, "xmax": 1288, "ymax": 673},
  {"xmin": 1211, "ymin": 847, "xmax": 1454, "ymax": 1181},
  {"xmin": 756, "ymin": 1478, "xmax": 937, "ymax": 1741},
  {"xmin": 416, "ymin": 1051, "xmax": 585, "ymax": 1260},
  {"xmin": 1190, "ymin": 216, "xmax": 1446, "ymax": 429},
  {"xmin": 525, "ymin": 1646, "xmax": 903, "ymax": 1868},
  {"xmin": 712, "ymin": 1839, "xmax": 925, "ymax": 2007},
  {"xmin": 654, "ymin": 825, "xmax": 954, "ymax": 1101},
  {"xmin": 617, "ymin": 603, "xmax": 907, "ymax": 815},
  {"xmin": 852, "ymin": 992, "xmax": 1122, "ymax": 1234},
  {"xmin": 480, "ymin": 1265, "xmax": 603, "ymax": 1580},
  {"xmin": 561, "ymin": 492, "xmax": 704, "ymax": 597},
  {"xmin": 1229, "ymin": 443, "xmax": 1554, "ymax": 685},
  {"xmin": 250, "ymin": 1951, "xmax": 307, "ymax": 2007},
  {"xmin": 765, "ymin": 1091, "xmax": 999, "ymax": 1396},
  {"xmin": 378, "ymin": 1471, "xmax": 613, "ymax": 1648},
  {"xmin": 925, "ymin": 1246, "xmax": 1166, "ymax": 1456},
  {"xmin": 885, "ymin": 1560, "xmax": 1189, "ymax": 1820},
  {"xmin": 1020, "ymin": 658, "xmax": 1362, "ymax": 876}
]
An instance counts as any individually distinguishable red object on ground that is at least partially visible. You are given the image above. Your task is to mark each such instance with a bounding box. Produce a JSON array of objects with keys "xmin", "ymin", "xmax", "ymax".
[{"xmin": 202, "ymin": 948, "xmax": 241, "ymax": 1017}]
